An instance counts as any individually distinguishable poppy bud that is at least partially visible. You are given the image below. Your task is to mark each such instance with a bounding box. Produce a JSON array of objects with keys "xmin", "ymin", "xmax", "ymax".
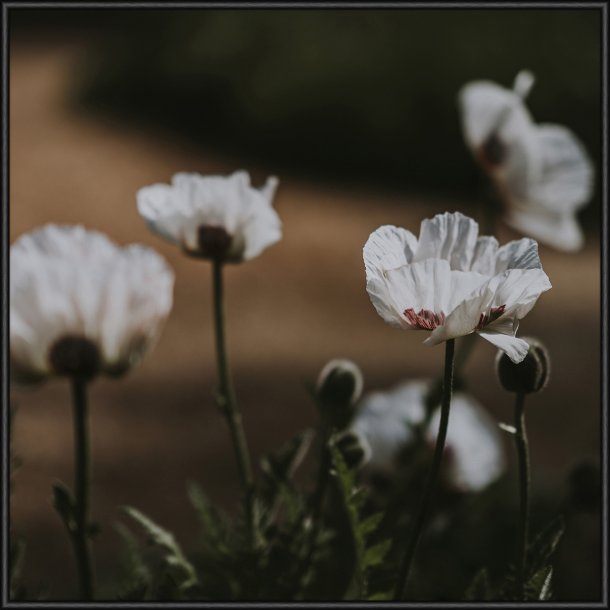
[
  {"xmin": 316, "ymin": 359, "xmax": 363, "ymax": 428},
  {"xmin": 496, "ymin": 337, "xmax": 550, "ymax": 394},
  {"xmin": 333, "ymin": 430, "xmax": 371, "ymax": 470}
]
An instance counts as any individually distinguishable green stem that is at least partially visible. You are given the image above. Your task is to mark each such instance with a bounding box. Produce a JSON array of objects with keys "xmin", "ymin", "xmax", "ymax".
[
  {"xmin": 211, "ymin": 260, "xmax": 255, "ymax": 541},
  {"xmin": 70, "ymin": 377, "xmax": 94, "ymax": 600},
  {"xmin": 514, "ymin": 392, "xmax": 530, "ymax": 600},
  {"xmin": 394, "ymin": 338, "xmax": 455, "ymax": 600}
]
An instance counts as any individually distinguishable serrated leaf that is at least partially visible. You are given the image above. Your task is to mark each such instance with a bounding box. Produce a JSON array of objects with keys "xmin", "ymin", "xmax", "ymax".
[
  {"xmin": 122, "ymin": 506, "xmax": 198, "ymax": 592},
  {"xmin": 329, "ymin": 442, "xmax": 386, "ymax": 599},
  {"xmin": 465, "ymin": 568, "xmax": 492, "ymax": 601},
  {"xmin": 526, "ymin": 565, "xmax": 553, "ymax": 601},
  {"xmin": 52, "ymin": 482, "xmax": 76, "ymax": 533},
  {"xmin": 187, "ymin": 482, "xmax": 228, "ymax": 552},
  {"xmin": 359, "ymin": 513, "xmax": 384, "ymax": 537},
  {"xmin": 367, "ymin": 590, "xmax": 393, "ymax": 601},
  {"xmin": 526, "ymin": 516, "xmax": 565, "ymax": 577},
  {"xmin": 114, "ymin": 521, "xmax": 151, "ymax": 599},
  {"xmin": 362, "ymin": 539, "xmax": 391, "ymax": 568}
]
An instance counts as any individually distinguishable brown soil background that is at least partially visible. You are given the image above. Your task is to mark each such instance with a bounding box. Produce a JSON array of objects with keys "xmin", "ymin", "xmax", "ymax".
[{"xmin": 9, "ymin": 40, "xmax": 601, "ymax": 599}]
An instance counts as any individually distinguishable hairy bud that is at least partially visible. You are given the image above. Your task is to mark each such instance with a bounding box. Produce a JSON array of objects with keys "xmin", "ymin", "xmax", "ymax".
[
  {"xmin": 316, "ymin": 359, "xmax": 363, "ymax": 428},
  {"xmin": 333, "ymin": 430, "xmax": 371, "ymax": 470},
  {"xmin": 496, "ymin": 337, "xmax": 550, "ymax": 394}
]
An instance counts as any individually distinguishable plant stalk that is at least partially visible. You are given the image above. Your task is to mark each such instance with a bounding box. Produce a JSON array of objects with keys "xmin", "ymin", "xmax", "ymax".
[
  {"xmin": 394, "ymin": 338, "xmax": 455, "ymax": 600},
  {"xmin": 70, "ymin": 377, "xmax": 94, "ymax": 600},
  {"xmin": 514, "ymin": 392, "xmax": 530, "ymax": 600},
  {"xmin": 211, "ymin": 260, "xmax": 255, "ymax": 541}
]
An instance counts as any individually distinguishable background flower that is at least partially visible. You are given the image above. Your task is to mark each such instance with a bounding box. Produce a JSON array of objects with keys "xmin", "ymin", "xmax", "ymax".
[
  {"xmin": 137, "ymin": 170, "xmax": 281, "ymax": 262},
  {"xmin": 351, "ymin": 379, "xmax": 506, "ymax": 493},
  {"xmin": 459, "ymin": 71, "xmax": 594, "ymax": 252},
  {"xmin": 364, "ymin": 212, "xmax": 551, "ymax": 362},
  {"xmin": 10, "ymin": 224, "xmax": 174, "ymax": 382}
]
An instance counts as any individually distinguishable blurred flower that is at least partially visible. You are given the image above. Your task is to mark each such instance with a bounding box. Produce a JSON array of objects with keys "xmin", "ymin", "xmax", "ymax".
[
  {"xmin": 351, "ymin": 380, "xmax": 506, "ymax": 493},
  {"xmin": 364, "ymin": 212, "xmax": 551, "ymax": 363},
  {"xmin": 137, "ymin": 170, "xmax": 281, "ymax": 262},
  {"xmin": 459, "ymin": 70, "xmax": 594, "ymax": 252},
  {"xmin": 10, "ymin": 225, "xmax": 174, "ymax": 383}
]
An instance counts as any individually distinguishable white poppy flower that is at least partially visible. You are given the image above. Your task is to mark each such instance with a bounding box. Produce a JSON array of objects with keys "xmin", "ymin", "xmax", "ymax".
[
  {"xmin": 351, "ymin": 380, "xmax": 506, "ymax": 493},
  {"xmin": 136, "ymin": 170, "xmax": 281, "ymax": 262},
  {"xmin": 10, "ymin": 224, "xmax": 174, "ymax": 383},
  {"xmin": 364, "ymin": 211, "xmax": 551, "ymax": 363},
  {"xmin": 459, "ymin": 70, "xmax": 594, "ymax": 252}
]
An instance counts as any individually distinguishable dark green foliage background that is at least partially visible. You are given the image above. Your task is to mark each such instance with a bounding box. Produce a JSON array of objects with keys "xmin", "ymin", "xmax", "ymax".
[{"xmin": 13, "ymin": 9, "xmax": 601, "ymax": 220}]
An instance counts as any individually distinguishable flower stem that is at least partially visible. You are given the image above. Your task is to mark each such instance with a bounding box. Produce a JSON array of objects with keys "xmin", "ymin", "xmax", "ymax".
[
  {"xmin": 211, "ymin": 260, "xmax": 255, "ymax": 540},
  {"xmin": 394, "ymin": 338, "xmax": 455, "ymax": 600},
  {"xmin": 514, "ymin": 392, "xmax": 530, "ymax": 600},
  {"xmin": 70, "ymin": 377, "xmax": 94, "ymax": 600}
]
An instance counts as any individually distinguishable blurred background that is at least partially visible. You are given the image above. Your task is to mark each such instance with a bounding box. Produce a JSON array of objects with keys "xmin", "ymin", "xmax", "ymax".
[{"xmin": 9, "ymin": 8, "xmax": 601, "ymax": 601}]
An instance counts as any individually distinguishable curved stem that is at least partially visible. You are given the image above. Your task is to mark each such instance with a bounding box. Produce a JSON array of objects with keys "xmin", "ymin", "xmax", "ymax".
[
  {"xmin": 394, "ymin": 338, "xmax": 455, "ymax": 600},
  {"xmin": 211, "ymin": 260, "xmax": 255, "ymax": 541},
  {"xmin": 70, "ymin": 377, "xmax": 94, "ymax": 600},
  {"xmin": 514, "ymin": 392, "xmax": 530, "ymax": 600}
]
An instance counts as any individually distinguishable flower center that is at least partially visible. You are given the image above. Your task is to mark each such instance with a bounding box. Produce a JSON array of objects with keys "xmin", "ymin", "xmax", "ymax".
[
  {"xmin": 197, "ymin": 225, "xmax": 232, "ymax": 260},
  {"xmin": 480, "ymin": 133, "xmax": 505, "ymax": 167},
  {"xmin": 475, "ymin": 304, "xmax": 506, "ymax": 330},
  {"xmin": 404, "ymin": 308, "xmax": 446, "ymax": 330},
  {"xmin": 48, "ymin": 335, "xmax": 100, "ymax": 380}
]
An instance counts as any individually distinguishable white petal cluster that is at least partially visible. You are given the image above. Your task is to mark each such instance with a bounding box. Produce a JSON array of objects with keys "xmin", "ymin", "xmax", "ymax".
[
  {"xmin": 364, "ymin": 211, "xmax": 551, "ymax": 363},
  {"xmin": 137, "ymin": 170, "xmax": 281, "ymax": 262},
  {"xmin": 459, "ymin": 70, "xmax": 594, "ymax": 252},
  {"xmin": 10, "ymin": 224, "xmax": 174, "ymax": 382},
  {"xmin": 351, "ymin": 380, "xmax": 506, "ymax": 493}
]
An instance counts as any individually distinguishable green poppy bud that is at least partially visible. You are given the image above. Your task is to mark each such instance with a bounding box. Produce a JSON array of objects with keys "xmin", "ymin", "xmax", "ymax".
[
  {"xmin": 316, "ymin": 359, "xmax": 363, "ymax": 428},
  {"xmin": 496, "ymin": 337, "xmax": 550, "ymax": 394}
]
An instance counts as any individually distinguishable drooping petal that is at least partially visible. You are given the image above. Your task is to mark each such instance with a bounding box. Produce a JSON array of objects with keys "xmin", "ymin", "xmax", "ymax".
[
  {"xmin": 413, "ymin": 212, "xmax": 480, "ymax": 271},
  {"xmin": 477, "ymin": 331, "xmax": 529, "ymax": 363}
]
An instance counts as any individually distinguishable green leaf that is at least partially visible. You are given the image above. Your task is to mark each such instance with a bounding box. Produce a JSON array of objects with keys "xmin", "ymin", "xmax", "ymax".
[
  {"xmin": 526, "ymin": 516, "xmax": 565, "ymax": 578},
  {"xmin": 114, "ymin": 521, "xmax": 152, "ymax": 600},
  {"xmin": 526, "ymin": 565, "xmax": 553, "ymax": 601},
  {"xmin": 367, "ymin": 590, "xmax": 393, "ymax": 601},
  {"xmin": 52, "ymin": 482, "xmax": 76, "ymax": 534},
  {"xmin": 362, "ymin": 539, "xmax": 391, "ymax": 568},
  {"xmin": 329, "ymin": 442, "xmax": 387, "ymax": 599},
  {"xmin": 122, "ymin": 506, "xmax": 198, "ymax": 592},
  {"xmin": 187, "ymin": 482, "xmax": 228, "ymax": 552},
  {"xmin": 465, "ymin": 568, "xmax": 492, "ymax": 601}
]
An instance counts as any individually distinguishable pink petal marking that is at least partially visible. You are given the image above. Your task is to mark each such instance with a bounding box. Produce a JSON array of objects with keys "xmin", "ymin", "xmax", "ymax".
[
  {"xmin": 404, "ymin": 308, "xmax": 446, "ymax": 330},
  {"xmin": 475, "ymin": 304, "xmax": 506, "ymax": 331}
]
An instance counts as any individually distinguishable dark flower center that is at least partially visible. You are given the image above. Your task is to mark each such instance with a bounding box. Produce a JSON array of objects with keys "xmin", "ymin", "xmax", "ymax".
[
  {"xmin": 475, "ymin": 304, "xmax": 506, "ymax": 331},
  {"xmin": 48, "ymin": 336, "xmax": 100, "ymax": 380},
  {"xmin": 404, "ymin": 308, "xmax": 445, "ymax": 330},
  {"xmin": 480, "ymin": 132, "xmax": 505, "ymax": 167},
  {"xmin": 197, "ymin": 225, "xmax": 232, "ymax": 260}
]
